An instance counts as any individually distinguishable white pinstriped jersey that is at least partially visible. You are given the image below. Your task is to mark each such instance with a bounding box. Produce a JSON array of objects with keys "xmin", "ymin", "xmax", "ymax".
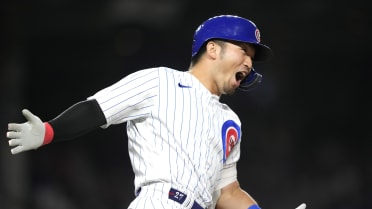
[{"xmin": 89, "ymin": 67, "xmax": 242, "ymax": 208}]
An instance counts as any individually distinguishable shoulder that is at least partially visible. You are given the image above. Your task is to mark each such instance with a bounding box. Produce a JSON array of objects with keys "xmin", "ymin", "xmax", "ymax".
[
  {"xmin": 129, "ymin": 67, "xmax": 184, "ymax": 78},
  {"xmin": 147, "ymin": 67, "xmax": 190, "ymax": 84}
]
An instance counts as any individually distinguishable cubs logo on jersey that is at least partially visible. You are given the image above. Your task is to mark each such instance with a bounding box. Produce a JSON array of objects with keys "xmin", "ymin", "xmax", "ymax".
[{"xmin": 221, "ymin": 120, "xmax": 241, "ymax": 162}]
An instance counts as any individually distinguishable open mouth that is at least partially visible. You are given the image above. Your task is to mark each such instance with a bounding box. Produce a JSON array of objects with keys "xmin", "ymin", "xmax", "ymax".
[{"xmin": 235, "ymin": 71, "xmax": 248, "ymax": 82}]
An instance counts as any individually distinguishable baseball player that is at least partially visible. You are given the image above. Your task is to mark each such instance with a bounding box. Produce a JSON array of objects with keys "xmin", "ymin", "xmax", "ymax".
[{"xmin": 6, "ymin": 15, "xmax": 306, "ymax": 209}]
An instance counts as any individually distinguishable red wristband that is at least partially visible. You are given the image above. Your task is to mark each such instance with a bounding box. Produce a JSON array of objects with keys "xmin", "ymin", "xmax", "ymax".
[{"xmin": 43, "ymin": 122, "xmax": 54, "ymax": 145}]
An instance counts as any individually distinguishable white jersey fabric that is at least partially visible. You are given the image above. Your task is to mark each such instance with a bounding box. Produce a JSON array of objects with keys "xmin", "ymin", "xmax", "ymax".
[{"xmin": 89, "ymin": 67, "xmax": 242, "ymax": 208}]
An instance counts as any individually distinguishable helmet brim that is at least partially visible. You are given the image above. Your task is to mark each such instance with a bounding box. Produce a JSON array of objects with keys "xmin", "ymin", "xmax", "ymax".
[{"xmin": 252, "ymin": 43, "xmax": 273, "ymax": 62}]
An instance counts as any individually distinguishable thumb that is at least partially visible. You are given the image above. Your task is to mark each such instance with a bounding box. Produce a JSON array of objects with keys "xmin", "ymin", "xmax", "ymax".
[{"xmin": 22, "ymin": 109, "xmax": 41, "ymax": 123}]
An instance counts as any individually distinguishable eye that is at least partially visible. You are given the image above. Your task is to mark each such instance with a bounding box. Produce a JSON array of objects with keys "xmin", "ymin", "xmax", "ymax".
[{"xmin": 241, "ymin": 47, "xmax": 247, "ymax": 53}]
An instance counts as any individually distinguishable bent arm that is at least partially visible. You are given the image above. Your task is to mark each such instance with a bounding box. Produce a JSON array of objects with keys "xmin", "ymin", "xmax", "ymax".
[{"xmin": 216, "ymin": 181, "xmax": 259, "ymax": 209}]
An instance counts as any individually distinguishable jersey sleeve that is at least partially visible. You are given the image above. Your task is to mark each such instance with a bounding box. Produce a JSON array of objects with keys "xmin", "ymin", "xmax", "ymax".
[
  {"xmin": 215, "ymin": 162, "xmax": 238, "ymax": 190},
  {"xmin": 225, "ymin": 140, "xmax": 241, "ymax": 165},
  {"xmin": 88, "ymin": 68, "xmax": 159, "ymax": 127},
  {"xmin": 215, "ymin": 129, "xmax": 241, "ymax": 189}
]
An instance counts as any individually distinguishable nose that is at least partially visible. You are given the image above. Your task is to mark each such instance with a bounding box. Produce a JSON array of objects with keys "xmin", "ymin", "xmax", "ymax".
[{"xmin": 244, "ymin": 55, "xmax": 253, "ymax": 72}]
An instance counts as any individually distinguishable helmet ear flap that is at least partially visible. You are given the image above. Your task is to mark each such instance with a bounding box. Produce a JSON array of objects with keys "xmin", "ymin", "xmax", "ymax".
[{"xmin": 238, "ymin": 68, "xmax": 262, "ymax": 91}]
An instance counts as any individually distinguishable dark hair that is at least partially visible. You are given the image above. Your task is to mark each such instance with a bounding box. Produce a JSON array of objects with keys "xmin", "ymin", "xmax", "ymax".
[
  {"xmin": 190, "ymin": 43, "xmax": 206, "ymax": 67},
  {"xmin": 190, "ymin": 39, "xmax": 226, "ymax": 67}
]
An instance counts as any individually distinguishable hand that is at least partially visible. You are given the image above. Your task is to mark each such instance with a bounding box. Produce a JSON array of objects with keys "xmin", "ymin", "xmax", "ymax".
[
  {"xmin": 7, "ymin": 109, "xmax": 45, "ymax": 154},
  {"xmin": 295, "ymin": 203, "xmax": 306, "ymax": 209}
]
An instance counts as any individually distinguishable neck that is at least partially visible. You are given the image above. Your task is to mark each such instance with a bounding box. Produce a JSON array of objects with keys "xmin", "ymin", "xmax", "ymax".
[{"xmin": 188, "ymin": 65, "xmax": 220, "ymax": 96}]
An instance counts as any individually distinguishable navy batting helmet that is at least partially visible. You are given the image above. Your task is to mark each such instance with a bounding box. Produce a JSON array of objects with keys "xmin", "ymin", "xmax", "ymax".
[{"xmin": 192, "ymin": 15, "xmax": 273, "ymax": 91}]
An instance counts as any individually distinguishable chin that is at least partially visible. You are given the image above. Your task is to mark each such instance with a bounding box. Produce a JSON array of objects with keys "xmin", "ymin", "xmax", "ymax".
[{"xmin": 223, "ymin": 88, "xmax": 236, "ymax": 95}]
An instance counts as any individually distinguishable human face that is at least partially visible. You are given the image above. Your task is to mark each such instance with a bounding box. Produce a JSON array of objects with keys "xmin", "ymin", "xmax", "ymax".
[{"xmin": 212, "ymin": 41, "xmax": 255, "ymax": 95}]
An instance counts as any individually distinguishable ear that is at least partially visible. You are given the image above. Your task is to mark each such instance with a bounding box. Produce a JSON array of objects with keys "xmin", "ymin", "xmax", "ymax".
[{"xmin": 205, "ymin": 41, "xmax": 218, "ymax": 59}]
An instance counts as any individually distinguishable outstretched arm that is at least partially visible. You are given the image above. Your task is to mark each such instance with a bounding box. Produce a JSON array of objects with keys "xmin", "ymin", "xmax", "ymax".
[{"xmin": 6, "ymin": 99, "xmax": 106, "ymax": 154}]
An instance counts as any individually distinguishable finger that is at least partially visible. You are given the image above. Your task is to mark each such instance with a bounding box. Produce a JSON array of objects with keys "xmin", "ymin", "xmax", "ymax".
[
  {"xmin": 295, "ymin": 203, "xmax": 306, "ymax": 209},
  {"xmin": 8, "ymin": 123, "xmax": 23, "ymax": 132},
  {"xmin": 6, "ymin": 131, "xmax": 21, "ymax": 139},
  {"xmin": 8, "ymin": 139, "xmax": 22, "ymax": 146},
  {"xmin": 22, "ymin": 109, "xmax": 40, "ymax": 123},
  {"xmin": 11, "ymin": 146, "xmax": 24, "ymax": 155}
]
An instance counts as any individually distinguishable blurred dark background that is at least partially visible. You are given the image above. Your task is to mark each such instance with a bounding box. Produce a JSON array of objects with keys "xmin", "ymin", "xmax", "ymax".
[{"xmin": 0, "ymin": 0, "xmax": 371, "ymax": 209}]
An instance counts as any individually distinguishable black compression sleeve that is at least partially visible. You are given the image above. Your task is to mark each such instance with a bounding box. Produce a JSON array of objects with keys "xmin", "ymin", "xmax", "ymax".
[{"xmin": 48, "ymin": 99, "xmax": 107, "ymax": 142}]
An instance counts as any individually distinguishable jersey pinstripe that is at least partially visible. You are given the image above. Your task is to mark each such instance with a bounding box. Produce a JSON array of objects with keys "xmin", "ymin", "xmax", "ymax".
[{"xmin": 89, "ymin": 67, "xmax": 242, "ymax": 208}]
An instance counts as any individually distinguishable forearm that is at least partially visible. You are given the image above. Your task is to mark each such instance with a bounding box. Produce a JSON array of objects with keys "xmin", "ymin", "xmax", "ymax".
[
  {"xmin": 216, "ymin": 181, "xmax": 259, "ymax": 209},
  {"xmin": 48, "ymin": 99, "xmax": 107, "ymax": 142}
]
